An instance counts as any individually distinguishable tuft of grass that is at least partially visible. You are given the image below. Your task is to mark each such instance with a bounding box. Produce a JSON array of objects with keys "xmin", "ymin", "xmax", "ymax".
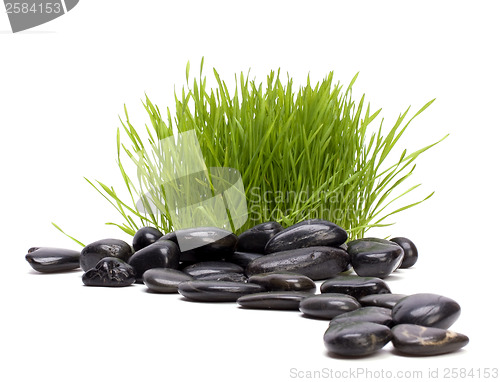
[{"xmin": 85, "ymin": 59, "xmax": 447, "ymax": 241}]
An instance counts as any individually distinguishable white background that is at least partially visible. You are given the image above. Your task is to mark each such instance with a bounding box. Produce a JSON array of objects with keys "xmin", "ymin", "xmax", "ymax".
[{"xmin": 1, "ymin": 1, "xmax": 499, "ymax": 381}]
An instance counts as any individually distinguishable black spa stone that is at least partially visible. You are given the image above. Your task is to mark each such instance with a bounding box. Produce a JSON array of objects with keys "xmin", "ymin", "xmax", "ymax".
[
  {"xmin": 132, "ymin": 226, "xmax": 163, "ymax": 251},
  {"xmin": 237, "ymin": 221, "xmax": 283, "ymax": 253},
  {"xmin": 196, "ymin": 272, "xmax": 248, "ymax": 283},
  {"xmin": 324, "ymin": 321, "xmax": 392, "ymax": 357},
  {"xmin": 226, "ymin": 251, "xmax": 264, "ymax": 267},
  {"xmin": 143, "ymin": 268, "xmax": 194, "ymax": 293},
  {"xmin": 128, "ymin": 240, "xmax": 180, "ymax": 281},
  {"xmin": 247, "ymin": 272, "xmax": 316, "ymax": 292},
  {"xmin": 26, "ymin": 247, "xmax": 80, "ymax": 273},
  {"xmin": 182, "ymin": 261, "xmax": 244, "ymax": 278},
  {"xmin": 358, "ymin": 294, "xmax": 408, "ymax": 309},
  {"xmin": 82, "ymin": 257, "xmax": 136, "ymax": 287},
  {"xmin": 178, "ymin": 280, "xmax": 265, "ymax": 302},
  {"xmin": 390, "ymin": 237, "xmax": 418, "ymax": 268},
  {"xmin": 80, "ymin": 239, "xmax": 132, "ymax": 272},
  {"xmin": 392, "ymin": 293, "xmax": 461, "ymax": 329},
  {"xmin": 329, "ymin": 306, "xmax": 394, "ymax": 327},
  {"xmin": 299, "ymin": 293, "xmax": 361, "ymax": 320},
  {"xmin": 320, "ymin": 275, "xmax": 391, "ymax": 299},
  {"xmin": 236, "ymin": 291, "xmax": 313, "ymax": 310},
  {"xmin": 264, "ymin": 219, "xmax": 347, "ymax": 253},
  {"xmin": 347, "ymin": 238, "xmax": 404, "ymax": 278},
  {"xmin": 246, "ymin": 246, "xmax": 349, "ymax": 281}
]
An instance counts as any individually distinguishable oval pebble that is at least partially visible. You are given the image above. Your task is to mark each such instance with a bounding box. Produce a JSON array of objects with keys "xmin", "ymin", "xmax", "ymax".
[
  {"xmin": 320, "ymin": 275, "xmax": 391, "ymax": 299},
  {"xmin": 358, "ymin": 294, "xmax": 408, "ymax": 309},
  {"xmin": 226, "ymin": 251, "xmax": 264, "ymax": 268},
  {"xmin": 80, "ymin": 239, "xmax": 132, "ymax": 272},
  {"xmin": 128, "ymin": 240, "xmax": 180, "ymax": 281},
  {"xmin": 390, "ymin": 237, "xmax": 418, "ymax": 268},
  {"xmin": 247, "ymin": 272, "xmax": 316, "ymax": 292},
  {"xmin": 178, "ymin": 280, "xmax": 265, "ymax": 302},
  {"xmin": 132, "ymin": 227, "xmax": 163, "ymax": 251},
  {"xmin": 196, "ymin": 272, "xmax": 248, "ymax": 283},
  {"xmin": 347, "ymin": 238, "xmax": 404, "ymax": 278},
  {"xmin": 237, "ymin": 221, "xmax": 283, "ymax": 253},
  {"xmin": 237, "ymin": 291, "xmax": 313, "ymax": 310},
  {"xmin": 329, "ymin": 306, "xmax": 394, "ymax": 327},
  {"xmin": 26, "ymin": 247, "xmax": 80, "ymax": 273},
  {"xmin": 299, "ymin": 293, "xmax": 361, "ymax": 320},
  {"xmin": 183, "ymin": 261, "xmax": 244, "ymax": 278},
  {"xmin": 143, "ymin": 268, "xmax": 194, "ymax": 293}
]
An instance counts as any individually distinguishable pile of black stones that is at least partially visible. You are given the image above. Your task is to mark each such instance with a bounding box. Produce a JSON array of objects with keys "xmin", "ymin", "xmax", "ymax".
[{"xmin": 26, "ymin": 219, "xmax": 468, "ymax": 357}]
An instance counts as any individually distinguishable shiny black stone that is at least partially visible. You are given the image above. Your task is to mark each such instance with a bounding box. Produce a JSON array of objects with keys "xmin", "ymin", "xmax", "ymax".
[
  {"xmin": 178, "ymin": 280, "xmax": 265, "ymax": 302},
  {"xmin": 132, "ymin": 226, "xmax": 163, "ymax": 251},
  {"xmin": 390, "ymin": 237, "xmax": 418, "ymax": 268},
  {"xmin": 82, "ymin": 257, "xmax": 136, "ymax": 287},
  {"xmin": 358, "ymin": 294, "xmax": 408, "ymax": 309},
  {"xmin": 237, "ymin": 221, "xmax": 283, "ymax": 253},
  {"xmin": 160, "ymin": 227, "xmax": 237, "ymax": 262},
  {"xmin": 347, "ymin": 238, "xmax": 404, "ymax": 278},
  {"xmin": 324, "ymin": 321, "xmax": 392, "ymax": 357},
  {"xmin": 246, "ymin": 246, "xmax": 349, "ymax": 281},
  {"xmin": 392, "ymin": 324, "xmax": 469, "ymax": 356},
  {"xmin": 80, "ymin": 239, "xmax": 132, "ymax": 272},
  {"xmin": 320, "ymin": 275, "xmax": 391, "ymax": 299},
  {"xmin": 299, "ymin": 293, "xmax": 361, "ymax": 320},
  {"xmin": 329, "ymin": 306, "xmax": 394, "ymax": 327},
  {"xmin": 26, "ymin": 247, "xmax": 80, "ymax": 273},
  {"xmin": 247, "ymin": 272, "xmax": 316, "ymax": 292},
  {"xmin": 196, "ymin": 272, "xmax": 248, "ymax": 283},
  {"xmin": 143, "ymin": 268, "xmax": 194, "ymax": 293},
  {"xmin": 236, "ymin": 291, "xmax": 313, "ymax": 310},
  {"xmin": 392, "ymin": 293, "xmax": 461, "ymax": 329},
  {"xmin": 182, "ymin": 261, "xmax": 244, "ymax": 278},
  {"xmin": 226, "ymin": 251, "xmax": 264, "ymax": 267},
  {"xmin": 265, "ymin": 219, "xmax": 347, "ymax": 254},
  {"xmin": 128, "ymin": 240, "xmax": 180, "ymax": 281}
]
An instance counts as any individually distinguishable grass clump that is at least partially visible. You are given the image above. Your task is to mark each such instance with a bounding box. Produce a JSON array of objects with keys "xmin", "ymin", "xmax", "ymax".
[{"xmin": 84, "ymin": 59, "xmax": 446, "ymax": 241}]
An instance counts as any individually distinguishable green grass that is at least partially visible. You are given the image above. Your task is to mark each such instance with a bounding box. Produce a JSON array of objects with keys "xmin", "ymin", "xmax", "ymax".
[{"xmin": 81, "ymin": 59, "xmax": 446, "ymax": 243}]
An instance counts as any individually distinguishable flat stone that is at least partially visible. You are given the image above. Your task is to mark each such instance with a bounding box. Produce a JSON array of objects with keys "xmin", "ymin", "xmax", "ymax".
[
  {"xmin": 226, "ymin": 251, "xmax": 264, "ymax": 267},
  {"xmin": 329, "ymin": 306, "xmax": 394, "ymax": 327},
  {"xmin": 237, "ymin": 291, "xmax": 313, "ymax": 310},
  {"xmin": 178, "ymin": 280, "xmax": 266, "ymax": 302},
  {"xmin": 196, "ymin": 272, "xmax": 248, "ymax": 283},
  {"xmin": 80, "ymin": 239, "xmax": 132, "ymax": 272},
  {"xmin": 299, "ymin": 293, "xmax": 361, "ymax": 320},
  {"xmin": 143, "ymin": 268, "xmax": 194, "ymax": 293},
  {"xmin": 392, "ymin": 293, "xmax": 461, "ymax": 329},
  {"xmin": 82, "ymin": 257, "xmax": 136, "ymax": 287},
  {"xmin": 247, "ymin": 272, "xmax": 316, "ymax": 292},
  {"xmin": 324, "ymin": 321, "xmax": 392, "ymax": 357},
  {"xmin": 182, "ymin": 261, "xmax": 244, "ymax": 278},
  {"xmin": 160, "ymin": 227, "xmax": 237, "ymax": 262},
  {"xmin": 358, "ymin": 294, "xmax": 408, "ymax": 309},
  {"xmin": 128, "ymin": 240, "xmax": 180, "ymax": 281},
  {"xmin": 246, "ymin": 246, "xmax": 349, "ymax": 281},
  {"xmin": 392, "ymin": 324, "xmax": 469, "ymax": 356},
  {"xmin": 26, "ymin": 247, "xmax": 80, "ymax": 273},
  {"xmin": 237, "ymin": 221, "xmax": 283, "ymax": 253},
  {"xmin": 347, "ymin": 238, "xmax": 404, "ymax": 278},
  {"xmin": 132, "ymin": 226, "xmax": 163, "ymax": 251},
  {"xmin": 390, "ymin": 237, "xmax": 418, "ymax": 268},
  {"xmin": 320, "ymin": 275, "xmax": 391, "ymax": 299},
  {"xmin": 265, "ymin": 219, "xmax": 347, "ymax": 253}
]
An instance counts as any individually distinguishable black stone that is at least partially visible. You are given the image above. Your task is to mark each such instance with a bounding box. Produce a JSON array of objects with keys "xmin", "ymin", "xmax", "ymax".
[
  {"xmin": 160, "ymin": 227, "xmax": 237, "ymax": 262},
  {"xmin": 246, "ymin": 246, "xmax": 349, "ymax": 281},
  {"xmin": 182, "ymin": 261, "xmax": 244, "ymax": 278},
  {"xmin": 248, "ymin": 272, "xmax": 316, "ymax": 292},
  {"xmin": 329, "ymin": 306, "xmax": 394, "ymax": 327},
  {"xmin": 226, "ymin": 251, "xmax": 264, "ymax": 267},
  {"xmin": 392, "ymin": 293, "xmax": 461, "ymax": 329},
  {"xmin": 390, "ymin": 237, "xmax": 418, "ymax": 269},
  {"xmin": 320, "ymin": 275, "xmax": 391, "ymax": 299},
  {"xmin": 237, "ymin": 221, "xmax": 283, "ymax": 253},
  {"xmin": 82, "ymin": 257, "xmax": 136, "ymax": 287},
  {"xmin": 26, "ymin": 247, "xmax": 80, "ymax": 273},
  {"xmin": 132, "ymin": 226, "xmax": 163, "ymax": 251},
  {"xmin": 392, "ymin": 324, "xmax": 469, "ymax": 356},
  {"xmin": 347, "ymin": 238, "xmax": 404, "ymax": 278},
  {"xmin": 237, "ymin": 291, "xmax": 313, "ymax": 310},
  {"xmin": 128, "ymin": 240, "xmax": 180, "ymax": 281},
  {"xmin": 143, "ymin": 268, "xmax": 194, "ymax": 293},
  {"xmin": 299, "ymin": 293, "xmax": 361, "ymax": 320},
  {"xmin": 358, "ymin": 294, "xmax": 408, "ymax": 309},
  {"xmin": 196, "ymin": 272, "xmax": 248, "ymax": 283},
  {"xmin": 80, "ymin": 239, "xmax": 132, "ymax": 272},
  {"xmin": 178, "ymin": 280, "xmax": 265, "ymax": 302},
  {"xmin": 265, "ymin": 219, "xmax": 347, "ymax": 253},
  {"xmin": 324, "ymin": 321, "xmax": 392, "ymax": 357}
]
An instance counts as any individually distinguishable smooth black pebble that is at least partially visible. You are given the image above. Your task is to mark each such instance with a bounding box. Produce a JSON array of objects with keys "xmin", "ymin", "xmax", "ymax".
[
  {"xmin": 237, "ymin": 221, "xmax": 283, "ymax": 253},
  {"xmin": 392, "ymin": 293, "xmax": 461, "ymax": 329},
  {"xmin": 358, "ymin": 293, "xmax": 408, "ymax": 309},
  {"xmin": 320, "ymin": 275, "xmax": 391, "ymax": 299},
  {"xmin": 247, "ymin": 272, "xmax": 316, "ymax": 292},
  {"xmin": 390, "ymin": 237, "xmax": 418, "ymax": 268},
  {"xmin": 347, "ymin": 238, "xmax": 403, "ymax": 278},
  {"xmin": 236, "ymin": 291, "xmax": 313, "ymax": 310},
  {"xmin": 82, "ymin": 257, "xmax": 136, "ymax": 287},
  {"xmin": 182, "ymin": 261, "xmax": 244, "ymax": 278},
  {"xmin": 226, "ymin": 251, "xmax": 264, "ymax": 267},
  {"xmin": 80, "ymin": 239, "xmax": 132, "ymax": 272},
  {"xmin": 299, "ymin": 293, "xmax": 361, "ymax": 320},
  {"xmin": 392, "ymin": 324, "xmax": 469, "ymax": 356},
  {"xmin": 196, "ymin": 272, "xmax": 248, "ymax": 283},
  {"xmin": 329, "ymin": 306, "xmax": 394, "ymax": 327},
  {"xmin": 26, "ymin": 247, "xmax": 80, "ymax": 273},
  {"xmin": 265, "ymin": 219, "xmax": 347, "ymax": 253},
  {"xmin": 128, "ymin": 240, "xmax": 180, "ymax": 281},
  {"xmin": 178, "ymin": 280, "xmax": 265, "ymax": 302},
  {"xmin": 132, "ymin": 226, "xmax": 163, "ymax": 251},
  {"xmin": 143, "ymin": 268, "xmax": 194, "ymax": 293},
  {"xmin": 324, "ymin": 321, "xmax": 392, "ymax": 357}
]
